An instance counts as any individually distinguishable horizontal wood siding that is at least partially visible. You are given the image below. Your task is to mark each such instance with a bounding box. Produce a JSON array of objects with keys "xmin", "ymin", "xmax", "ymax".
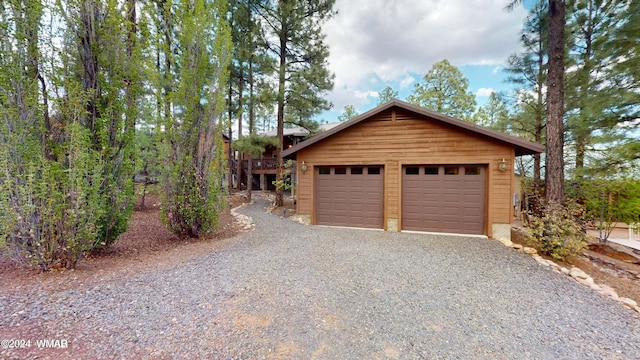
[{"xmin": 295, "ymin": 109, "xmax": 515, "ymax": 235}]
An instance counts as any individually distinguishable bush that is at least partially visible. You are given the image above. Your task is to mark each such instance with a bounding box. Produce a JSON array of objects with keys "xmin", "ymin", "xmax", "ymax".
[
  {"xmin": 1, "ymin": 124, "xmax": 105, "ymax": 270},
  {"xmin": 160, "ymin": 160, "xmax": 225, "ymax": 238},
  {"xmin": 524, "ymin": 202, "xmax": 588, "ymax": 261},
  {"xmin": 568, "ymin": 178, "xmax": 640, "ymax": 241}
]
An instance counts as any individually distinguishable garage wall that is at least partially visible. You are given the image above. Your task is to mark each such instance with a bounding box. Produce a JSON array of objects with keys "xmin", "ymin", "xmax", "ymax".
[{"xmin": 295, "ymin": 108, "xmax": 515, "ymax": 237}]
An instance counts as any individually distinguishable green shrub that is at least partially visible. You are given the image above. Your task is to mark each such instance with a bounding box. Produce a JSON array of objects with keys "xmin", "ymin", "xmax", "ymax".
[
  {"xmin": 272, "ymin": 159, "xmax": 296, "ymax": 193},
  {"xmin": 524, "ymin": 202, "xmax": 588, "ymax": 261},
  {"xmin": 568, "ymin": 178, "xmax": 640, "ymax": 241},
  {"xmin": 160, "ymin": 158, "xmax": 225, "ymax": 238},
  {"xmin": 1, "ymin": 124, "xmax": 104, "ymax": 270}
]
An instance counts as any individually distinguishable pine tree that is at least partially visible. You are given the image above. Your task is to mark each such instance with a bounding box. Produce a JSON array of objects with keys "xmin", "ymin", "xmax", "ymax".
[
  {"xmin": 505, "ymin": 0, "xmax": 548, "ymax": 182},
  {"xmin": 338, "ymin": 105, "xmax": 359, "ymax": 122},
  {"xmin": 508, "ymin": 0, "xmax": 567, "ymax": 205},
  {"xmin": 377, "ymin": 86, "xmax": 399, "ymax": 105},
  {"xmin": 474, "ymin": 92, "xmax": 511, "ymax": 131},
  {"xmin": 565, "ymin": 0, "xmax": 633, "ymax": 175},
  {"xmin": 407, "ymin": 59, "xmax": 477, "ymax": 122},
  {"xmin": 257, "ymin": 0, "xmax": 335, "ymax": 206},
  {"xmin": 227, "ymin": 0, "xmax": 274, "ymax": 198}
]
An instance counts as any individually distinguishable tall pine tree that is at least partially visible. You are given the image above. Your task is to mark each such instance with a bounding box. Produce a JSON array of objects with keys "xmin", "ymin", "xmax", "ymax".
[
  {"xmin": 407, "ymin": 59, "xmax": 477, "ymax": 122},
  {"xmin": 257, "ymin": 0, "xmax": 335, "ymax": 206}
]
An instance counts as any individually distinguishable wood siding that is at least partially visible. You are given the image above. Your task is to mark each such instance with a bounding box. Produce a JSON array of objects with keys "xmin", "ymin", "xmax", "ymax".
[{"xmin": 295, "ymin": 108, "xmax": 515, "ymax": 237}]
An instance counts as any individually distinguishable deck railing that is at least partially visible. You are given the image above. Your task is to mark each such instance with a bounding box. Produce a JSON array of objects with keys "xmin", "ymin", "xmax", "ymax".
[{"xmin": 241, "ymin": 158, "xmax": 278, "ymax": 171}]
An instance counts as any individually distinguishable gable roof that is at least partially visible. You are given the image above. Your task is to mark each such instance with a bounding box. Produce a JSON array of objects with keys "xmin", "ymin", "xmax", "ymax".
[
  {"xmin": 262, "ymin": 122, "xmax": 342, "ymax": 138},
  {"xmin": 281, "ymin": 99, "xmax": 544, "ymax": 158}
]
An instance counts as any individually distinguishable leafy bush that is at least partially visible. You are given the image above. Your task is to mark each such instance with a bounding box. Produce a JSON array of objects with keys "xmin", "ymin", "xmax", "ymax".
[
  {"xmin": 160, "ymin": 157, "xmax": 225, "ymax": 238},
  {"xmin": 272, "ymin": 159, "xmax": 296, "ymax": 193},
  {"xmin": 1, "ymin": 124, "xmax": 105, "ymax": 270},
  {"xmin": 568, "ymin": 178, "xmax": 640, "ymax": 241},
  {"xmin": 158, "ymin": 0, "xmax": 231, "ymax": 239},
  {"xmin": 524, "ymin": 202, "xmax": 588, "ymax": 261}
]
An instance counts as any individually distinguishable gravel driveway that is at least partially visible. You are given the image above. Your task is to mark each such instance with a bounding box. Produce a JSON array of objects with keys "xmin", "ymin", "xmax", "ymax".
[{"xmin": 2, "ymin": 196, "xmax": 640, "ymax": 359}]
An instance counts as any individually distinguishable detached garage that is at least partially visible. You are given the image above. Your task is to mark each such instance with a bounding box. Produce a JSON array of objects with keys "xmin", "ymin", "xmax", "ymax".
[{"xmin": 282, "ymin": 100, "xmax": 543, "ymax": 240}]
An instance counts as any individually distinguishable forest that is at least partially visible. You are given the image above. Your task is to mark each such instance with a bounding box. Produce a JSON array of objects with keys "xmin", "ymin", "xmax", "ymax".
[{"xmin": 1, "ymin": 0, "xmax": 638, "ymax": 268}]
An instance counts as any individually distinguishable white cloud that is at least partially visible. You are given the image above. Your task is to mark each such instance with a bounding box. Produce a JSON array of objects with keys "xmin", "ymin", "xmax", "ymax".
[
  {"xmin": 476, "ymin": 88, "xmax": 496, "ymax": 97},
  {"xmin": 399, "ymin": 75, "xmax": 415, "ymax": 89},
  {"xmin": 323, "ymin": 0, "xmax": 528, "ymax": 111}
]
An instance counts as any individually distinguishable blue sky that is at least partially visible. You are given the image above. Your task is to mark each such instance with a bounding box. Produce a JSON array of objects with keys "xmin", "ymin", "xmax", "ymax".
[{"xmin": 317, "ymin": 0, "xmax": 534, "ymax": 123}]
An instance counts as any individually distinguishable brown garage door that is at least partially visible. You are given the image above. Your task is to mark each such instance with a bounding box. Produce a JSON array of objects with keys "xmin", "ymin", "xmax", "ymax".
[
  {"xmin": 402, "ymin": 165, "xmax": 485, "ymax": 234},
  {"xmin": 315, "ymin": 166, "xmax": 384, "ymax": 229}
]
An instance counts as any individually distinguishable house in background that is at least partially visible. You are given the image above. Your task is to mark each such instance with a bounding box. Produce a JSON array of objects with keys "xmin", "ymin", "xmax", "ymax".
[
  {"xmin": 282, "ymin": 100, "xmax": 544, "ymax": 240},
  {"xmin": 237, "ymin": 123, "xmax": 339, "ymax": 190}
]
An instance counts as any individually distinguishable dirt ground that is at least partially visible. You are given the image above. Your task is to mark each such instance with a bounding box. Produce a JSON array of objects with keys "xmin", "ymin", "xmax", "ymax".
[
  {"xmin": 511, "ymin": 228, "xmax": 640, "ymax": 304},
  {"xmin": 0, "ymin": 192, "xmax": 246, "ymax": 295}
]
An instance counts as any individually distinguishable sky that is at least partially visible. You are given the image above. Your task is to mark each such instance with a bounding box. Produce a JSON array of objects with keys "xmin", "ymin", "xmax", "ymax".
[{"xmin": 317, "ymin": 0, "xmax": 532, "ymax": 123}]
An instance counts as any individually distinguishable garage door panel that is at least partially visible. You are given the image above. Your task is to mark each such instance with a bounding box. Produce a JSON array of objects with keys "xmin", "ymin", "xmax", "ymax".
[
  {"xmin": 315, "ymin": 166, "xmax": 383, "ymax": 229},
  {"xmin": 402, "ymin": 165, "xmax": 485, "ymax": 235}
]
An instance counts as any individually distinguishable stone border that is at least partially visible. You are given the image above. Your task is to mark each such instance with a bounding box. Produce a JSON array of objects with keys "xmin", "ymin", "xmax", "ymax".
[
  {"xmin": 231, "ymin": 203, "xmax": 255, "ymax": 231},
  {"xmin": 496, "ymin": 237, "xmax": 640, "ymax": 313}
]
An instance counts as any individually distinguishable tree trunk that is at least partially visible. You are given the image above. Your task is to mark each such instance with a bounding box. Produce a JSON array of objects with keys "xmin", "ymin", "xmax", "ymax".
[
  {"xmin": 247, "ymin": 54, "xmax": 255, "ymax": 202},
  {"xmin": 80, "ymin": 0, "xmax": 99, "ymax": 141},
  {"xmin": 534, "ymin": 62, "xmax": 544, "ymax": 183},
  {"xmin": 236, "ymin": 66, "xmax": 244, "ymax": 189},
  {"xmin": 227, "ymin": 77, "xmax": 234, "ymax": 194},
  {"xmin": 544, "ymin": 0, "xmax": 566, "ymax": 206},
  {"xmin": 275, "ymin": 19, "xmax": 287, "ymax": 207}
]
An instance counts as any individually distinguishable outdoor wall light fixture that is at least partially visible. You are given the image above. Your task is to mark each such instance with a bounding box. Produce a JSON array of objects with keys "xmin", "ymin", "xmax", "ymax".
[
  {"xmin": 498, "ymin": 158, "xmax": 507, "ymax": 172},
  {"xmin": 301, "ymin": 161, "xmax": 308, "ymax": 173}
]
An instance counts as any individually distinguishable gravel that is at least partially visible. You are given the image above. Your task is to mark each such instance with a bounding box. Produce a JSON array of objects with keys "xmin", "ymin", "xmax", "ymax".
[{"xmin": 2, "ymin": 196, "xmax": 640, "ymax": 359}]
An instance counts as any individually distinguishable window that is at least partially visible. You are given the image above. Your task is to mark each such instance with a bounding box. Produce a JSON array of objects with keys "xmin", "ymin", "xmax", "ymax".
[
  {"xmin": 464, "ymin": 166, "xmax": 481, "ymax": 175},
  {"xmin": 335, "ymin": 167, "xmax": 347, "ymax": 175},
  {"xmin": 351, "ymin": 167, "xmax": 363, "ymax": 175},
  {"xmin": 424, "ymin": 167, "xmax": 439, "ymax": 175},
  {"xmin": 318, "ymin": 167, "xmax": 331, "ymax": 175},
  {"xmin": 405, "ymin": 167, "xmax": 419, "ymax": 175},
  {"xmin": 444, "ymin": 166, "xmax": 459, "ymax": 175},
  {"xmin": 368, "ymin": 167, "xmax": 381, "ymax": 175}
]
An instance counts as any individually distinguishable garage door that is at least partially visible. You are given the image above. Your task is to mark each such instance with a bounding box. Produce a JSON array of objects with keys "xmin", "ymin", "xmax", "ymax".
[
  {"xmin": 402, "ymin": 165, "xmax": 485, "ymax": 234},
  {"xmin": 315, "ymin": 166, "xmax": 384, "ymax": 229}
]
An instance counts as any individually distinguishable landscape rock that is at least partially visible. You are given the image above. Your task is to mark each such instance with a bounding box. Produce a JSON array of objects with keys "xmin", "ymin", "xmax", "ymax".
[
  {"xmin": 576, "ymin": 276, "xmax": 595, "ymax": 286},
  {"xmin": 544, "ymin": 259, "xmax": 560, "ymax": 269},
  {"xmin": 619, "ymin": 297, "xmax": 638, "ymax": 308},
  {"xmin": 523, "ymin": 247, "xmax": 537, "ymax": 255},
  {"xmin": 569, "ymin": 267, "xmax": 590, "ymax": 280},
  {"xmin": 498, "ymin": 237, "xmax": 513, "ymax": 247},
  {"xmin": 289, "ymin": 215, "xmax": 308, "ymax": 225},
  {"xmin": 597, "ymin": 284, "xmax": 619, "ymax": 300}
]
